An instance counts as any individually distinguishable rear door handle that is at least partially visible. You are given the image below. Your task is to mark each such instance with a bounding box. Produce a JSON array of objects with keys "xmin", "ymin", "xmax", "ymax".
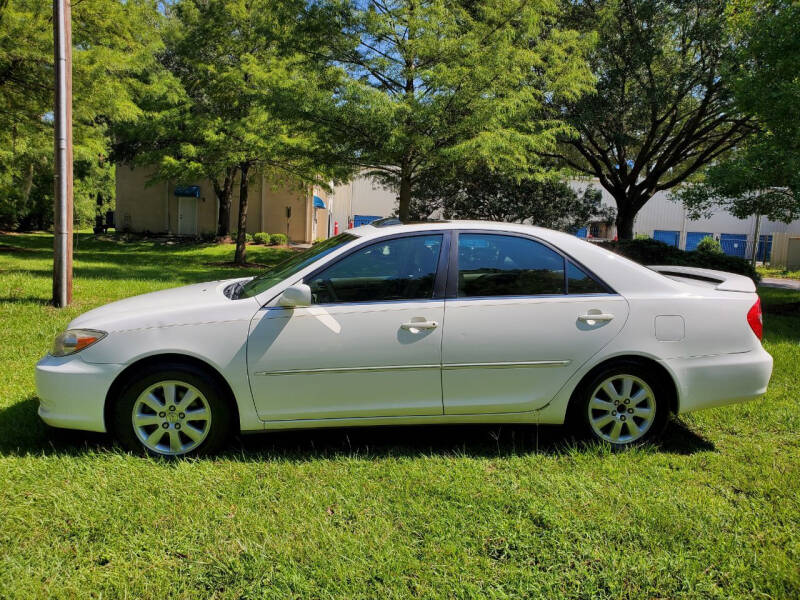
[
  {"xmin": 578, "ymin": 313, "xmax": 615, "ymax": 324},
  {"xmin": 401, "ymin": 320, "xmax": 439, "ymax": 332}
]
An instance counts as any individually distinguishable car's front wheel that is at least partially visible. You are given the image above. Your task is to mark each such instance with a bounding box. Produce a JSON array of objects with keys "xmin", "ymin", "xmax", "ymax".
[
  {"xmin": 572, "ymin": 362, "xmax": 670, "ymax": 446},
  {"xmin": 111, "ymin": 363, "xmax": 233, "ymax": 457}
]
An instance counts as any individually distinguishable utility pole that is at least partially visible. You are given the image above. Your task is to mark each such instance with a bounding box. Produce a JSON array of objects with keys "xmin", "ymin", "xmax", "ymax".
[{"xmin": 53, "ymin": 0, "xmax": 73, "ymax": 307}]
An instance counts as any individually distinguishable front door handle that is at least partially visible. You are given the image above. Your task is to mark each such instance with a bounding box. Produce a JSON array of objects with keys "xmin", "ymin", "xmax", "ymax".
[
  {"xmin": 401, "ymin": 320, "xmax": 439, "ymax": 333},
  {"xmin": 578, "ymin": 313, "xmax": 615, "ymax": 324}
]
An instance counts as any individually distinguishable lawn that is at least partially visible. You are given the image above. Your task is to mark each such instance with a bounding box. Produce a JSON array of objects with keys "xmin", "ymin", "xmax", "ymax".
[
  {"xmin": 1, "ymin": 232, "xmax": 799, "ymax": 599},
  {"xmin": 758, "ymin": 265, "xmax": 800, "ymax": 280}
]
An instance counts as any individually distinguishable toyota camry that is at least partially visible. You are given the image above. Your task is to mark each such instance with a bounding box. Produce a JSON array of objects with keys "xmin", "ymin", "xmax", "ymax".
[{"xmin": 36, "ymin": 220, "xmax": 773, "ymax": 456}]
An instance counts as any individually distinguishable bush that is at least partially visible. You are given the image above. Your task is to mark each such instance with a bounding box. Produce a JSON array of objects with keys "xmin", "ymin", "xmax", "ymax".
[
  {"xmin": 231, "ymin": 231, "xmax": 253, "ymax": 243},
  {"xmin": 695, "ymin": 236, "xmax": 723, "ymax": 254},
  {"xmin": 597, "ymin": 238, "xmax": 760, "ymax": 283},
  {"xmin": 252, "ymin": 232, "xmax": 270, "ymax": 245},
  {"xmin": 269, "ymin": 233, "xmax": 288, "ymax": 246}
]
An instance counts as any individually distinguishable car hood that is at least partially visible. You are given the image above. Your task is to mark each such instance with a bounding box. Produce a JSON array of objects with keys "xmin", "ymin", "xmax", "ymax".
[{"xmin": 68, "ymin": 278, "xmax": 258, "ymax": 332}]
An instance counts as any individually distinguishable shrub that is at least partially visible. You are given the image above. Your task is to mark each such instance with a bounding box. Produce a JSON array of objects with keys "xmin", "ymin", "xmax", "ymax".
[
  {"xmin": 597, "ymin": 238, "xmax": 759, "ymax": 282},
  {"xmin": 231, "ymin": 231, "xmax": 253, "ymax": 243},
  {"xmin": 252, "ymin": 232, "xmax": 270, "ymax": 245},
  {"xmin": 695, "ymin": 236, "xmax": 723, "ymax": 255},
  {"xmin": 269, "ymin": 233, "xmax": 288, "ymax": 246}
]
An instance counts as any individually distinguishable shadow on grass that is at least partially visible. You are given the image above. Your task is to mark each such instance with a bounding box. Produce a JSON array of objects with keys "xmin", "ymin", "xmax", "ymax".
[
  {"xmin": 0, "ymin": 397, "xmax": 715, "ymax": 459},
  {"xmin": 0, "ymin": 296, "xmax": 52, "ymax": 305}
]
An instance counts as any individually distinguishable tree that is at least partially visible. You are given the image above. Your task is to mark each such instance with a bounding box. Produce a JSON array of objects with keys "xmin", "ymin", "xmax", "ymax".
[
  {"xmin": 116, "ymin": 0, "xmax": 346, "ymax": 263},
  {"xmin": 546, "ymin": 0, "xmax": 756, "ymax": 239},
  {"xmin": 311, "ymin": 0, "xmax": 594, "ymax": 220},
  {"xmin": 673, "ymin": 0, "xmax": 800, "ymax": 230},
  {"xmin": 0, "ymin": 0, "xmax": 161, "ymax": 230},
  {"xmin": 410, "ymin": 165, "xmax": 613, "ymax": 231}
]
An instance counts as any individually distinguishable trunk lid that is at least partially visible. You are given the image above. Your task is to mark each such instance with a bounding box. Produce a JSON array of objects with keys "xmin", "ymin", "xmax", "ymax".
[{"xmin": 648, "ymin": 265, "xmax": 756, "ymax": 293}]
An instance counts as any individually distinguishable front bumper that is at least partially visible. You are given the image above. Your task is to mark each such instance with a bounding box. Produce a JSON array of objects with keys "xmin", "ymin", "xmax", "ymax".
[
  {"xmin": 35, "ymin": 354, "xmax": 123, "ymax": 432},
  {"xmin": 665, "ymin": 347, "xmax": 773, "ymax": 414}
]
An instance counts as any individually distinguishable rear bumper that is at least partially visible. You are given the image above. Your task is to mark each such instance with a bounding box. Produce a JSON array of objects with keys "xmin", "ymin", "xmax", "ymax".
[
  {"xmin": 35, "ymin": 354, "xmax": 123, "ymax": 432},
  {"xmin": 665, "ymin": 347, "xmax": 773, "ymax": 414}
]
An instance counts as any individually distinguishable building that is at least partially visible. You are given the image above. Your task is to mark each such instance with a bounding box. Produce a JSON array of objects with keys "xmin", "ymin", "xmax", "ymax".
[
  {"xmin": 115, "ymin": 165, "xmax": 330, "ymax": 243},
  {"xmin": 327, "ymin": 175, "xmax": 397, "ymax": 234},
  {"xmin": 328, "ymin": 175, "xmax": 800, "ymax": 264},
  {"xmin": 117, "ymin": 166, "xmax": 800, "ymax": 264},
  {"xmin": 568, "ymin": 179, "xmax": 800, "ymax": 262}
]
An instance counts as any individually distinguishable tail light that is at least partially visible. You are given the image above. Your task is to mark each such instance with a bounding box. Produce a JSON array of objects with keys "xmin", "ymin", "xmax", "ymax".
[{"xmin": 747, "ymin": 297, "xmax": 763, "ymax": 341}]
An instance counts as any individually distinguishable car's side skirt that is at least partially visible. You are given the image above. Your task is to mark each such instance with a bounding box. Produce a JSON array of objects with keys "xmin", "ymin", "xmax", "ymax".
[{"xmin": 244, "ymin": 409, "xmax": 565, "ymax": 432}]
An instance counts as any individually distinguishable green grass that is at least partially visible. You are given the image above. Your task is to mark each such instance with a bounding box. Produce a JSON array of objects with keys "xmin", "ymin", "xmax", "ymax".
[
  {"xmin": 1, "ymin": 232, "xmax": 799, "ymax": 599},
  {"xmin": 758, "ymin": 265, "xmax": 800, "ymax": 280}
]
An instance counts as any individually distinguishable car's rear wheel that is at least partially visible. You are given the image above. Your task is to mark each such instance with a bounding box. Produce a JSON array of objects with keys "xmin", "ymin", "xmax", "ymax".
[
  {"xmin": 111, "ymin": 363, "xmax": 232, "ymax": 457},
  {"xmin": 571, "ymin": 362, "xmax": 670, "ymax": 446}
]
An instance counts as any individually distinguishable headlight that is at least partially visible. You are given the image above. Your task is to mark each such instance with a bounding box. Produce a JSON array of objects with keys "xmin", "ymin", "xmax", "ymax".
[{"xmin": 52, "ymin": 329, "xmax": 107, "ymax": 357}]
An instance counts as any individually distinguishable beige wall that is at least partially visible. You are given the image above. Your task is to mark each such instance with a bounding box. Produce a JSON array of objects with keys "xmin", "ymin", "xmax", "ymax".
[
  {"xmin": 116, "ymin": 165, "xmax": 219, "ymax": 235},
  {"xmin": 252, "ymin": 176, "xmax": 309, "ymax": 241},
  {"xmin": 116, "ymin": 165, "xmax": 318, "ymax": 242},
  {"xmin": 772, "ymin": 233, "xmax": 800, "ymax": 270},
  {"xmin": 116, "ymin": 165, "xmax": 168, "ymax": 233}
]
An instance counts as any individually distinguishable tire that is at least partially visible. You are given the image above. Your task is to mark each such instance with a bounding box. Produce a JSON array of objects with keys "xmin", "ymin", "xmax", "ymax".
[
  {"xmin": 110, "ymin": 362, "xmax": 233, "ymax": 457},
  {"xmin": 569, "ymin": 361, "xmax": 670, "ymax": 447}
]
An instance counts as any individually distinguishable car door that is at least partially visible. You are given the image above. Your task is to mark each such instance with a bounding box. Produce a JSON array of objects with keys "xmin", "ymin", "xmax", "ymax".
[
  {"xmin": 248, "ymin": 232, "xmax": 448, "ymax": 421},
  {"xmin": 442, "ymin": 231, "xmax": 629, "ymax": 414}
]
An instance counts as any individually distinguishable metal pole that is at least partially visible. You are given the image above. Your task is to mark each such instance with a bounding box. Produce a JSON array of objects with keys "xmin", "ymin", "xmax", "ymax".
[{"xmin": 53, "ymin": 0, "xmax": 73, "ymax": 307}]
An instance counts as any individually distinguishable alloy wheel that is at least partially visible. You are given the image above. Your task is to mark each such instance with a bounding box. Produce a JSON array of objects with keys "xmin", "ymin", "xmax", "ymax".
[
  {"xmin": 131, "ymin": 380, "xmax": 212, "ymax": 456},
  {"xmin": 587, "ymin": 374, "xmax": 656, "ymax": 444}
]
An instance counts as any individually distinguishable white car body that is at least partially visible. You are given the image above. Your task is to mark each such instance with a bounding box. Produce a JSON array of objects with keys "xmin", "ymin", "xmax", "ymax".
[{"xmin": 36, "ymin": 221, "xmax": 773, "ymax": 440}]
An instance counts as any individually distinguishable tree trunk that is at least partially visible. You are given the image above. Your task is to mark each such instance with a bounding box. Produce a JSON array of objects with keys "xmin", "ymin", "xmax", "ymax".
[
  {"xmin": 615, "ymin": 203, "xmax": 636, "ymax": 240},
  {"xmin": 398, "ymin": 175, "xmax": 411, "ymax": 221},
  {"xmin": 234, "ymin": 162, "xmax": 250, "ymax": 265},
  {"xmin": 398, "ymin": 156, "xmax": 412, "ymax": 221},
  {"xmin": 214, "ymin": 166, "xmax": 236, "ymax": 237},
  {"xmin": 750, "ymin": 212, "xmax": 761, "ymax": 266},
  {"xmin": 21, "ymin": 162, "xmax": 34, "ymax": 205}
]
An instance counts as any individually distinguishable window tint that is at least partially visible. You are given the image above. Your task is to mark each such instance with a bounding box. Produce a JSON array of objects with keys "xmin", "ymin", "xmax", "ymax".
[
  {"xmin": 567, "ymin": 261, "xmax": 608, "ymax": 294},
  {"xmin": 308, "ymin": 235, "xmax": 443, "ymax": 304},
  {"xmin": 457, "ymin": 234, "xmax": 565, "ymax": 297}
]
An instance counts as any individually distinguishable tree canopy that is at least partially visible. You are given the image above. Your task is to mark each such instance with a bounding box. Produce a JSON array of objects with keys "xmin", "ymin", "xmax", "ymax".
[
  {"xmin": 547, "ymin": 0, "xmax": 755, "ymax": 239},
  {"xmin": 309, "ymin": 0, "xmax": 595, "ymax": 220},
  {"xmin": 114, "ymin": 0, "xmax": 350, "ymax": 262},
  {"xmin": 0, "ymin": 0, "xmax": 162, "ymax": 230},
  {"xmin": 674, "ymin": 0, "xmax": 800, "ymax": 223},
  {"xmin": 410, "ymin": 165, "xmax": 613, "ymax": 232}
]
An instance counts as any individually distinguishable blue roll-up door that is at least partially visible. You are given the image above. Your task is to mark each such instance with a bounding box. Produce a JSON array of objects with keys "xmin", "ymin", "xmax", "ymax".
[
  {"xmin": 686, "ymin": 232, "xmax": 713, "ymax": 251},
  {"xmin": 575, "ymin": 227, "xmax": 588, "ymax": 239},
  {"xmin": 353, "ymin": 215, "xmax": 382, "ymax": 227},
  {"xmin": 720, "ymin": 233, "xmax": 747, "ymax": 258},
  {"xmin": 653, "ymin": 230, "xmax": 680, "ymax": 247}
]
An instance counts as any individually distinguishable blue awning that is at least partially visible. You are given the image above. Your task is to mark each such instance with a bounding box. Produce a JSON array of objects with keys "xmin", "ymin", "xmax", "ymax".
[
  {"xmin": 313, "ymin": 195, "xmax": 326, "ymax": 209},
  {"xmin": 174, "ymin": 185, "xmax": 200, "ymax": 198}
]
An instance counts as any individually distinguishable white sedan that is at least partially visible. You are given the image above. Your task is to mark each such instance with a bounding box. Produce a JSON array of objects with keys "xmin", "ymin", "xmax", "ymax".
[{"xmin": 36, "ymin": 220, "xmax": 773, "ymax": 456}]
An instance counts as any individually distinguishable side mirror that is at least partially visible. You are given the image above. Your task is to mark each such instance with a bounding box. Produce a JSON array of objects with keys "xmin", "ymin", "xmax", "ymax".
[{"xmin": 278, "ymin": 283, "xmax": 312, "ymax": 308}]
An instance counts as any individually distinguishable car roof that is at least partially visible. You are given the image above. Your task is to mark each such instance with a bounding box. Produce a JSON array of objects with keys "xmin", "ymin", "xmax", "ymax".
[{"xmin": 350, "ymin": 219, "xmax": 564, "ymax": 240}]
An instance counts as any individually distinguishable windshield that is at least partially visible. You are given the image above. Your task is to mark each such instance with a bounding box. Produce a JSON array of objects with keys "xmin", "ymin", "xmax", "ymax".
[{"xmin": 237, "ymin": 233, "xmax": 358, "ymax": 299}]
